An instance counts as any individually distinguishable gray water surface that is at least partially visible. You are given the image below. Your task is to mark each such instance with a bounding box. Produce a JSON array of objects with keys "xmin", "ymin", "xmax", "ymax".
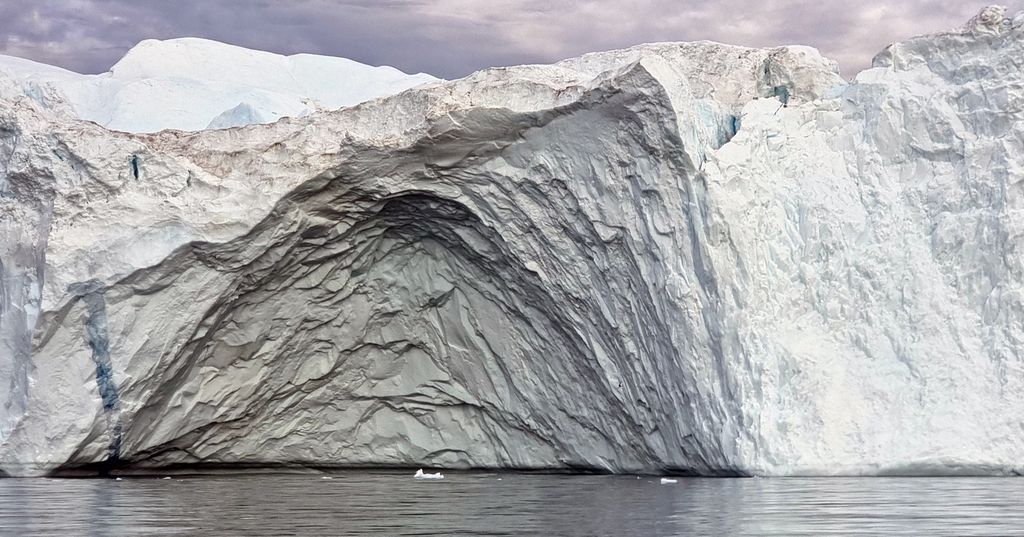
[{"xmin": 0, "ymin": 472, "xmax": 1021, "ymax": 536}]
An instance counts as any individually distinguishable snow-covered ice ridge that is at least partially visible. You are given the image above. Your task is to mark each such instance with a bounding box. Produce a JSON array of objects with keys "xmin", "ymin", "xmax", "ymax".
[
  {"xmin": 0, "ymin": 7, "xmax": 1022, "ymax": 477},
  {"xmin": 0, "ymin": 37, "xmax": 438, "ymax": 133}
]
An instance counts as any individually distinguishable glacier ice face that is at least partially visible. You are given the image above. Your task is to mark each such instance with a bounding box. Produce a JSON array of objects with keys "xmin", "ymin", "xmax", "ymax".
[
  {"xmin": 0, "ymin": 8, "xmax": 1022, "ymax": 476},
  {"xmin": 0, "ymin": 38, "xmax": 438, "ymax": 133}
]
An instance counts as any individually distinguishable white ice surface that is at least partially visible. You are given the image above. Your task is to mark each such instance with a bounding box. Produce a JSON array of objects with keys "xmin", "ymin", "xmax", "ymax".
[{"xmin": 0, "ymin": 38, "xmax": 438, "ymax": 133}]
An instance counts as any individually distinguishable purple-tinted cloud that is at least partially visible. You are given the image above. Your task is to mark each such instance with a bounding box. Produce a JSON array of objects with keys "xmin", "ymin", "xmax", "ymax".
[{"xmin": 1, "ymin": 0, "xmax": 1022, "ymax": 79}]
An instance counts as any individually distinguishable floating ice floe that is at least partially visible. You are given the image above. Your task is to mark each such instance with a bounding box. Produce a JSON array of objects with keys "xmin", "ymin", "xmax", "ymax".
[
  {"xmin": 414, "ymin": 469, "xmax": 444, "ymax": 480},
  {"xmin": 660, "ymin": 478, "xmax": 678, "ymax": 484}
]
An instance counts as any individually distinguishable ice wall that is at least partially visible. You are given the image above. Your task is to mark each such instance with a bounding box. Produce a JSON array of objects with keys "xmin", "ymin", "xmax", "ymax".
[{"xmin": 0, "ymin": 8, "xmax": 1021, "ymax": 476}]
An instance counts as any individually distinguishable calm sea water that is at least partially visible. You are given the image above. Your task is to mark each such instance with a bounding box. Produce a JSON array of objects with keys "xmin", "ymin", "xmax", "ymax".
[{"xmin": 0, "ymin": 472, "xmax": 1021, "ymax": 536}]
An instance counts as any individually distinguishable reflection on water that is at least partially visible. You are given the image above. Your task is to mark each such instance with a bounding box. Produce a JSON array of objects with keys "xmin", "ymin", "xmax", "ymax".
[{"xmin": 0, "ymin": 472, "xmax": 1021, "ymax": 536}]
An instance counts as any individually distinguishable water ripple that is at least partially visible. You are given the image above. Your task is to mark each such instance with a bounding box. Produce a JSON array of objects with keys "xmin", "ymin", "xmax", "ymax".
[{"xmin": 0, "ymin": 473, "xmax": 1021, "ymax": 536}]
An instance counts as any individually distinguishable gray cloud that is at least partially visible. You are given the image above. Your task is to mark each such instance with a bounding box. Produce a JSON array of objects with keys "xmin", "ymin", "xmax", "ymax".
[{"xmin": 2, "ymin": 0, "xmax": 1022, "ymax": 79}]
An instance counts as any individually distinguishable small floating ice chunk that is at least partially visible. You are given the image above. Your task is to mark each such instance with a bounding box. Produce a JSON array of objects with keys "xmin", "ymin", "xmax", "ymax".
[
  {"xmin": 660, "ymin": 477, "xmax": 678, "ymax": 484},
  {"xmin": 414, "ymin": 469, "xmax": 444, "ymax": 480},
  {"xmin": 161, "ymin": 476, "xmax": 172, "ymax": 480},
  {"xmin": 114, "ymin": 477, "xmax": 123, "ymax": 481}
]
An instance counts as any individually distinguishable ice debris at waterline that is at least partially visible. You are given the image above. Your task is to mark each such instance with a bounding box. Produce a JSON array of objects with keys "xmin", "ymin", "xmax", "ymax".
[
  {"xmin": 0, "ymin": 6, "xmax": 1023, "ymax": 478},
  {"xmin": 414, "ymin": 469, "xmax": 445, "ymax": 480}
]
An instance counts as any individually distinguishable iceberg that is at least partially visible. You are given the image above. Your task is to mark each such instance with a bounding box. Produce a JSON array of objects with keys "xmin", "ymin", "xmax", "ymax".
[
  {"xmin": 0, "ymin": 37, "xmax": 438, "ymax": 133},
  {"xmin": 0, "ymin": 7, "xmax": 1022, "ymax": 477}
]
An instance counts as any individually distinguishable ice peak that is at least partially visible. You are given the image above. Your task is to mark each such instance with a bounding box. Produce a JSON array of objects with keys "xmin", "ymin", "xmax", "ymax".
[
  {"xmin": 868, "ymin": 5, "xmax": 1022, "ymax": 74},
  {"xmin": 110, "ymin": 37, "xmax": 282, "ymax": 78},
  {"xmin": 964, "ymin": 5, "xmax": 1007, "ymax": 34}
]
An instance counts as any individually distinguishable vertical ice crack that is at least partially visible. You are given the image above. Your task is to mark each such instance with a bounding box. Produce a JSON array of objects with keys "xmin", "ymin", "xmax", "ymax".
[{"xmin": 71, "ymin": 280, "xmax": 123, "ymax": 462}]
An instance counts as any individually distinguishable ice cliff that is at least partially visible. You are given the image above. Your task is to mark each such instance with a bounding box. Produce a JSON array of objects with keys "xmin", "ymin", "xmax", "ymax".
[{"xmin": 0, "ymin": 7, "xmax": 1022, "ymax": 477}]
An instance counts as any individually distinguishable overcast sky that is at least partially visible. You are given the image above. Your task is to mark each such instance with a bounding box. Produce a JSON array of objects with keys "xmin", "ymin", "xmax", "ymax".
[{"xmin": 2, "ymin": 1, "xmax": 1022, "ymax": 79}]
